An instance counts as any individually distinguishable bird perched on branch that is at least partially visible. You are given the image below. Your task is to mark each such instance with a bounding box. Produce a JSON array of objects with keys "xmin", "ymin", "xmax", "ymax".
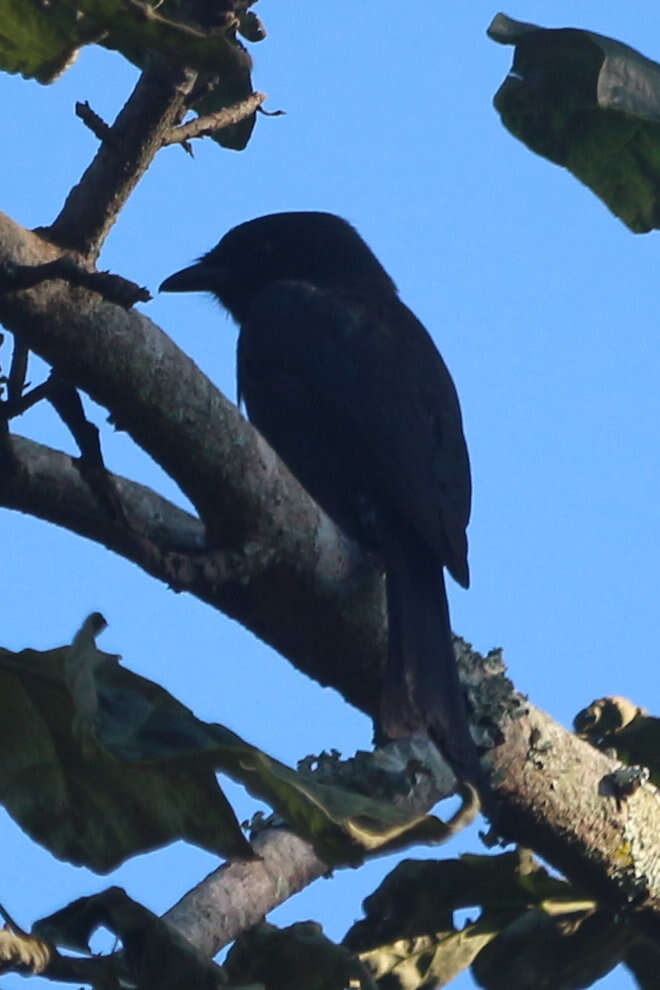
[{"xmin": 160, "ymin": 211, "xmax": 483, "ymax": 790}]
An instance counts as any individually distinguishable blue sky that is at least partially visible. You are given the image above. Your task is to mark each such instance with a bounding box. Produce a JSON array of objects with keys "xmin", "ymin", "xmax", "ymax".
[{"xmin": 2, "ymin": 4, "xmax": 657, "ymax": 988}]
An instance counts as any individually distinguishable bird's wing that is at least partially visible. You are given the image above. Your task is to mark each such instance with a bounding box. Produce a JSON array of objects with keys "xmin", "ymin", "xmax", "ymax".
[{"xmin": 238, "ymin": 281, "xmax": 470, "ymax": 586}]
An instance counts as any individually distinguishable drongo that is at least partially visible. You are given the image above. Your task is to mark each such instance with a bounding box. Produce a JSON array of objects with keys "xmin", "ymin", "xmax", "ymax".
[{"xmin": 160, "ymin": 212, "xmax": 482, "ymax": 787}]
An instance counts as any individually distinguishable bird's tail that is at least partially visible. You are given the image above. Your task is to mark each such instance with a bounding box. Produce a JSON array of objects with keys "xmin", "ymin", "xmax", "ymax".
[{"xmin": 380, "ymin": 537, "xmax": 485, "ymax": 790}]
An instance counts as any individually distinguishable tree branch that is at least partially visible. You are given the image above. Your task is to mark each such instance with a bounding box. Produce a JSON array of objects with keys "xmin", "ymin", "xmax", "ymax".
[
  {"xmin": 1, "ymin": 433, "xmax": 204, "ymax": 550},
  {"xmin": 165, "ymin": 829, "xmax": 328, "ymax": 957},
  {"xmin": 162, "ymin": 701, "xmax": 660, "ymax": 955},
  {"xmin": 489, "ymin": 702, "xmax": 660, "ymax": 934},
  {"xmin": 0, "ymin": 429, "xmax": 384, "ymax": 719},
  {"xmin": 45, "ymin": 60, "xmax": 197, "ymax": 259}
]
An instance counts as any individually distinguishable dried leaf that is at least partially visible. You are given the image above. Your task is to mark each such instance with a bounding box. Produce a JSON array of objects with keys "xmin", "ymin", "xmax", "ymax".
[
  {"xmin": 35, "ymin": 888, "xmax": 224, "ymax": 990},
  {"xmin": 0, "ymin": 928, "xmax": 50, "ymax": 975},
  {"xmin": 575, "ymin": 695, "xmax": 660, "ymax": 785},
  {"xmin": 344, "ymin": 850, "xmax": 619, "ymax": 990}
]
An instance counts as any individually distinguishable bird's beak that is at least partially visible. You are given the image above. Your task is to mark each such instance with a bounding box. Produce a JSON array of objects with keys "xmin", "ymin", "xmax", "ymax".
[{"xmin": 159, "ymin": 263, "xmax": 220, "ymax": 294}]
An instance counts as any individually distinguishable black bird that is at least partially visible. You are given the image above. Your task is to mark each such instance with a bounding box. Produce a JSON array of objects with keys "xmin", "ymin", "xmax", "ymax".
[{"xmin": 160, "ymin": 212, "xmax": 481, "ymax": 786}]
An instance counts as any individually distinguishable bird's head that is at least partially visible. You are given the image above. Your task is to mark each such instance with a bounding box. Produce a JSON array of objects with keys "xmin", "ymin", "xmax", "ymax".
[{"xmin": 159, "ymin": 211, "xmax": 396, "ymax": 322}]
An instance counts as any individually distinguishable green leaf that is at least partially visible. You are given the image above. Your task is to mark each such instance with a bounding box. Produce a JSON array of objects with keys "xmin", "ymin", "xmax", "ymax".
[
  {"xmin": 0, "ymin": 627, "xmax": 253, "ymax": 871},
  {"xmin": 489, "ymin": 13, "xmax": 660, "ymax": 232},
  {"xmin": 97, "ymin": 692, "xmax": 477, "ymax": 867},
  {"xmin": 0, "ymin": 0, "xmax": 89, "ymax": 83},
  {"xmin": 0, "ymin": 618, "xmax": 473, "ymax": 872}
]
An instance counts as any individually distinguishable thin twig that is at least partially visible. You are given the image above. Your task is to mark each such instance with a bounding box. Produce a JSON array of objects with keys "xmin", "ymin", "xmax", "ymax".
[
  {"xmin": 75, "ymin": 100, "xmax": 114, "ymax": 144},
  {"xmin": 0, "ymin": 379, "xmax": 51, "ymax": 419},
  {"xmin": 0, "ymin": 258, "xmax": 150, "ymax": 308},
  {"xmin": 7, "ymin": 336, "xmax": 29, "ymax": 403},
  {"xmin": 163, "ymin": 91, "xmax": 267, "ymax": 145},
  {"xmin": 48, "ymin": 373, "xmax": 129, "ymax": 525},
  {"xmin": 0, "ymin": 398, "xmax": 14, "ymax": 468}
]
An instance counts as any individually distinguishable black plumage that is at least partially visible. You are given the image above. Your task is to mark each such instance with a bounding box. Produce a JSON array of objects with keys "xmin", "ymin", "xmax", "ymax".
[{"xmin": 160, "ymin": 211, "xmax": 481, "ymax": 786}]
